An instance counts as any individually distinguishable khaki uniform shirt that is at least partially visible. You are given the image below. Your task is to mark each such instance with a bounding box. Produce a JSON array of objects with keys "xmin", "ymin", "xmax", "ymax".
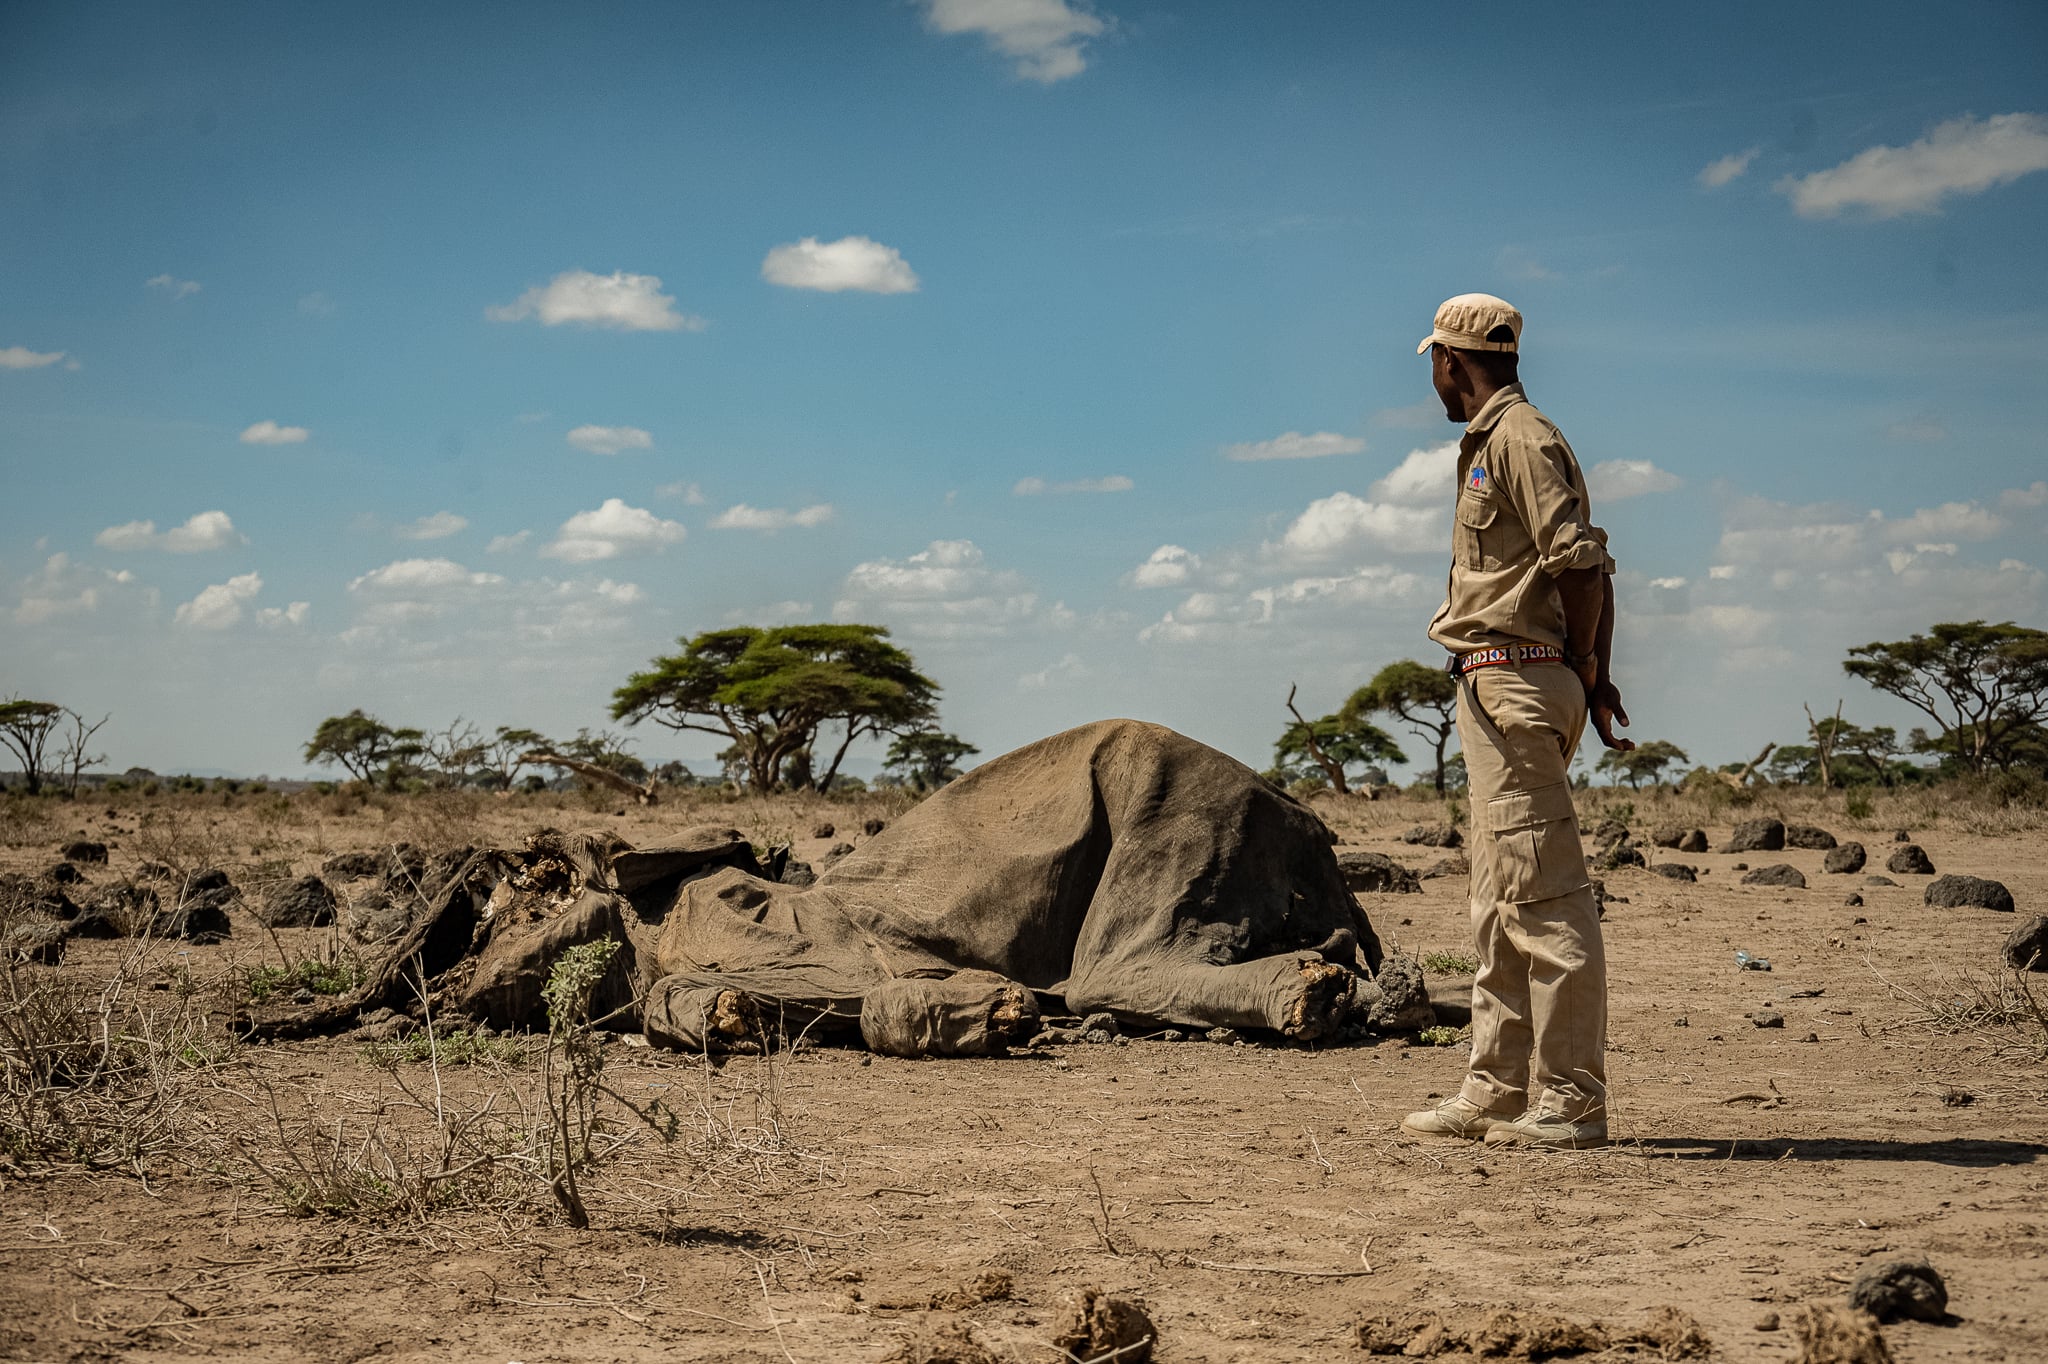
[{"xmin": 1426, "ymin": 383, "xmax": 1615, "ymax": 655}]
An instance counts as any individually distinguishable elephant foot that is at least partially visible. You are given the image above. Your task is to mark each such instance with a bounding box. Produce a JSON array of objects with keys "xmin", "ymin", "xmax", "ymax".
[
  {"xmin": 706, "ymin": 988, "xmax": 763, "ymax": 1053},
  {"xmin": 1282, "ymin": 959, "xmax": 1354, "ymax": 1041}
]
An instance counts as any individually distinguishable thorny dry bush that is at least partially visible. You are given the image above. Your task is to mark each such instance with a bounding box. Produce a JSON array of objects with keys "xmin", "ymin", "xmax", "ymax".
[{"xmin": 1870, "ymin": 955, "xmax": 2048, "ymax": 1064}]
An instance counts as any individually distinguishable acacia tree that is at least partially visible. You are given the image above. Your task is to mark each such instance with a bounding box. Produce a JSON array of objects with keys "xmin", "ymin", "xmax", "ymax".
[
  {"xmin": 0, "ymin": 698, "xmax": 63, "ymax": 795},
  {"xmin": 611, "ymin": 624, "xmax": 937, "ymax": 792},
  {"xmin": 1595, "ymin": 738, "xmax": 1689, "ymax": 788},
  {"xmin": 883, "ymin": 731, "xmax": 978, "ymax": 790},
  {"xmin": 1344, "ymin": 660, "xmax": 1459, "ymax": 794},
  {"xmin": 303, "ymin": 710, "xmax": 425, "ymax": 784},
  {"xmin": 1273, "ymin": 707, "xmax": 1407, "ymax": 793},
  {"xmin": 56, "ymin": 709, "xmax": 110, "ymax": 796},
  {"xmin": 1845, "ymin": 621, "xmax": 2048, "ymax": 774}
]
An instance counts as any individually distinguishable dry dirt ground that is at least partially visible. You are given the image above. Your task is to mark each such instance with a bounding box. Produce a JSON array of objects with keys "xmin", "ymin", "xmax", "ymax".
[{"xmin": 2, "ymin": 785, "xmax": 2044, "ymax": 1362}]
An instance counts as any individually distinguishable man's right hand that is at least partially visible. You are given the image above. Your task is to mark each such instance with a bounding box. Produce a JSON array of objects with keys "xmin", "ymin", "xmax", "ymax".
[{"xmin": 1587, "ymin": 678, "xmax": 1634, "ymax": 752}]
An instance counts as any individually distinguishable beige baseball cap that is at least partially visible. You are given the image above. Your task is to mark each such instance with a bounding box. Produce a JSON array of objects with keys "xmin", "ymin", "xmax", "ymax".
[{"xmin": 1416, "ymin": 292, "xmax": 1522, "ymax": 354}]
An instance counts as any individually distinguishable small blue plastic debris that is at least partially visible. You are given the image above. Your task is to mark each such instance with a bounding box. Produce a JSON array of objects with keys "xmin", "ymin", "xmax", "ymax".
[{"xmin": 1735, "ymin": 949, "xmax": 1773, "ymax": 971}]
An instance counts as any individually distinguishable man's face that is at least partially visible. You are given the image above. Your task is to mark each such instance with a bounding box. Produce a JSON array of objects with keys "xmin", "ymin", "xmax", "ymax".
[{"xmin": 1429, "ymin": 345, "xmax": 1461, "ymax": 419}]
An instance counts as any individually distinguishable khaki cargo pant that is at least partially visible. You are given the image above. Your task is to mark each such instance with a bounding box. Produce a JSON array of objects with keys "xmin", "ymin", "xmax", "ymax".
[{"xmin": 1455, "ymin": 662, "xmax": 1608, "ymax": 1121}]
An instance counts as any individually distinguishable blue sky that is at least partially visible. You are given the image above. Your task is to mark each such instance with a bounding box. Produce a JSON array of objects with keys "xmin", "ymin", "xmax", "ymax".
[{"xmin": 4, "ymin": 1, "xmax": 2046, "ymax": 780}]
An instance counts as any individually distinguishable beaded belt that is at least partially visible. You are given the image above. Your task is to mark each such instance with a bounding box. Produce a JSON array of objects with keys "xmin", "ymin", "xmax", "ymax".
[{"xmin": 1448, "ymin": 642, "xmax": 1567, "ymax": 677}]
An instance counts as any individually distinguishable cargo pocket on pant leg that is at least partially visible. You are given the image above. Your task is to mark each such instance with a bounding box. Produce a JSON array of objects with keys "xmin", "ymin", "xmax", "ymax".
[{"xmin": 1486, "ymin": 781, "xmax": 1590, "ymax": 904}]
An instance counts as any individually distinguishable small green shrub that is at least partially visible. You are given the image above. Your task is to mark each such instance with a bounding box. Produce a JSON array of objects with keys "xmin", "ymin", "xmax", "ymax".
[
  {"xmin": 1417, "ymin": 1025, "xmax": 1466, "ymax": 1047},
  {"xmin": 1420, "ymin": 951, "xmax": 1478, "ymax": 975},
  {"xmin": 247, "ymin": 959, "xmax": 363, "ymax": 1004},
  {"xmin": 1845, "ymin": 786, "xmax": 1875, "ymax": 820},
  {"xmin": 360, "ymin": 1028, "xmax": 528, "ymax": 1070}
]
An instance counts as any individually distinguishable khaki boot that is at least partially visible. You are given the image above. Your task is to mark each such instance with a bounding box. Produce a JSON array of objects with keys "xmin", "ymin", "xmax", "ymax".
[
  {"xmin": 1482, "ymin": 1109, "xmax": 1608, "ymax": 1150},
  {"xmin": 1400, "ymin": 1096, "xmax": 1519, "ymax": 1141}
]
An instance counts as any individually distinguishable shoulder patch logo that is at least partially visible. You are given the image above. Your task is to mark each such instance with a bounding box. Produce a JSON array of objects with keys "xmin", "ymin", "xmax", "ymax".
[{"xmin": 1468, "ymin": 466, "xmax": 1488, "ymax": 491}]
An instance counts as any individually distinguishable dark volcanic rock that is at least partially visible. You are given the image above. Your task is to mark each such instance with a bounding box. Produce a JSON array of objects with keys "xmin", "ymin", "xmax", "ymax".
[
  {"xmin": 862, "ymin": 818, "xmax": 887, "ymax": 837},
  {"xmin": 262, "ymin": 875, "xmax": 338, "ymax": 928},
  {"xmin": 1650, "ymin": 825, "xmax": 1689, "ymax": 849},
  {"xmin": 2003, "ymin": 916, "xmax": 2048, "ymax": 971},
  {"xmin": 60, "ymin": 839, "xmax": 109, "ymax": 864},
  {"xmin": 380, "ymin": 843, "xmax": 429, "ymax": 895},
  {"xmin": 321, "ymin": 850, "xmax": 384, "ymax": 880},
  {"xmin": 810, "ymin": 823, "xmax": 835, "ymax": 840},
  {"xmin": 1723, "ymin": 818, "xmax": 1786, "ymax": 854},
  {"xmin": 1924, "ymin": 874, "xmax": 2015, "ymax": 913},
  {"xmin": 779, "ymin": 859, "xmax": 817, "ymax": 888},
  {"xmin": 1653, "ymin": 863, "xmax": 1698, "ymax": 882},
  {"xmin": 42, "ymin": 861, "xmax": 85, "ymax": 886},
  {"xmin": 346, "ymin": 890, "xmax": 412, "ymax": 945},
  {"xmin": 1678, "ymin": 829, "xmax": 1708, "ymax": 853},
  {"xmin": 1336, "ymin": 851, "xmax": 1420, "ymax": 894},
  {"xmin": 1785, "ymin": 824, "xmax": 1838, "ymax": 850},
  {"xmin": 1596, "ymin": 837, "xmax": 1645, "ymax": 871},
  {"xmin": 1400, "ymin": 824, "xmax": 1463, "ymax": 849},
  {"xmin": 1823, "ymin": 842, "xmax": 1867, "ymax": 874},
  {"xmin": 74, "ymin": 883, "xmax": 152, "ymax": 937},
  {"xmin": 1590, "ymin": 818, "xmax": 1629, "ymax": 847},
  {"xmin": 1742, "ymin": 864, "xmax": 1807, "ymax": 889},
  {"xmin": 6, "ymin": 919, "xmax": 68, "ymax": 965},
  {"xmin": 1886, "ymin": 844, "xmax": 1936, "ymax": 875},
  {"xmin": 1864, "ymin": 875, "xmax": 1899, "ymax": 887},
  {"xmin": 1421, "ymin": 853, "xmax": 1469, "ymax": 880},
  {"xmin": 1850, "ymin": 1256, "xmax": 1948, "ymax": 1324}
]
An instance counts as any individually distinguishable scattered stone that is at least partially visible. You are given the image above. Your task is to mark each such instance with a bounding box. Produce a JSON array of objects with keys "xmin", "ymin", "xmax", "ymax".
[
  {"xmin": 779, "ymin": 859, "xmax": 817, "ymax": 888},
  {"xmin": 1421, "ymin": 853, "xmax": 1469, "ymax": 880},
  {"xmin": 72, "ymin": 883, "xmax": 148, "ymax": 937},
  {"xmin": 346, "ymin": 890, "xmax": 411, "ymax": 945},
  {"xmin": 1786, "ymin": 824, "xmax": 1838, "ymax": 850},
  {"xmin": 1337, "ymin": 850, "xmax": 1421, "ymax": 894},
  {"xmin": 1597, "ymin": 837, "xmax": 1646, "ymax": 871},
  {"xmin": 819, "ymin": 841, "xmax": 857, "ymax": 867},
  {"xmin": 6, "ymin": 920, "xmax": 68, "ymax": 965},
  {"xmin": 1791, "ymin": 1303, "xmax": 1891, "ymax": 1364},
  {"xmin": 1080, "ymin": 1011, "xmax": 1119, "ymax": 1036},
  {"xmin": 1823, "ymin": 843, "xmax": 1867, "ymax": 874},
  {"xmin": 1590, "ymin": 817, "xmax": 1630, "ymax": 847},
  {"xmin": 1159, "ymin": 1029, "xmax": 1186, "ymax": 1042},
  {"xmin": 1924, "ymin": 874, "xmax": 2014, "ymax": 913},
  {"xmin": 320, "ymin": 850, "xmax": 384, "ymax": 880},
  {"xmin": 1590, "ymin": 877, "xmax": 1608, "ymax": 914},
  {"xmin": 1732, "ymin": 862, "xmax": 1749, "ymax": 872},
  {"xmin": 1355, "ymin": 1305, "xmax": 1708, "ymax": 1360},
  {"xmin": 1650, "ymin": 825, "xmax": 1689, "ymax": 849},
  {"xmin": 1653, "ymin": 863, "xmax": 1698, "ymax": 883},
  {"xmin": 1400, "ymin": 824, "xmax": 1463, "ymax": 849},
  {"xmin": 1894, "ymin": 829, "xmax": 1911, "ymax": 842},
  {"xmin": 380, "ymin": 843, "xmax": 430, "ymax": 896},
  {"xmin": 1864, "ymin": 875, "xmax": 1899, "ymax": 888},
  {"xmin": 42, "ymin": 861, "xmax": 85, "ymax": 886},
  {"xmin": 1678, "ymin": 829, "xmax": 1709, "ymax": 853},
  {"xmin": 1751, "ymin": 1010, "xmax": 1785, "ymax": 1028},
  {"xmin": 1845, "ymin": 893, "xmax": 1865, "ymax": 908},
  {"xmin": 1360, "ymin": 955, "xmax": 1434, "ymax": 1033},
  {"xmin": 2002, "ymin": 916, "xmax": 2048, "ymax": 971},
  {"xmin": 60, "ymin": 839, "xmax": 109, "ymax": 864},
  {"xmin": 1886, "ymin": 845, "xmax": 1935, "ymax": 876},
  {"xmin": 1755, "ymin": 1312, "xmax": 1781, "ymax": 1332},
  {"xmin": 1052, "ymin": 1287, "xmax": 1155, "ymax": 1364},
  {"xmin": 1205, "ymin": 1026, "xmax": 1242, "ymax": 1044},
  {"xmin": 261, "ymin": 875, "xmax": 338, "ymax": 928},
  {"xmin": 1742, "ymin": 864, "xmax": 1807, "ymax": 889},
  {"xmin": 1028, "ymin": 1026, "xmax": 1081, "ymax": 1047},
  {"xmin": 1851, "ymin": 1255, "xmax": 1948, "ymax": 1324},
  {"xmin": 155, "ymin": 900, "xmax": 231, "ymax": 942},
  {"xmin": 810, "ymin": 822, "xmax": 835, "ymax": 840},
  {"xmin": 1724, "ymin": 817, "xmax": 1786, "ymax": 854},
  {"xmin": 136, "ymin": 861, "xmax": 173, "ymax": 881},
  {"xmin": 1802, "ymin": 1032, "xmax": 1820, "ymax": 1043},
  {"xmin": 863, "ymin": 818, "xmax": 887, "ymax": 837}
]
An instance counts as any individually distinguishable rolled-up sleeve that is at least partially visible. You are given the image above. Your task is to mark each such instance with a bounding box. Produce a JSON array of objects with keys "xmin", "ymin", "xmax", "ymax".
[{"xmin": 1501, "ymin": 433, "xmax": 1617, "ymax": 576}]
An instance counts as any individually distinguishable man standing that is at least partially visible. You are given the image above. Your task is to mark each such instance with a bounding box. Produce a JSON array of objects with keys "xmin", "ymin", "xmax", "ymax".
[{"xmin": 1399, "ymin": 293, "xmax": 1633, "ymax": 1151}]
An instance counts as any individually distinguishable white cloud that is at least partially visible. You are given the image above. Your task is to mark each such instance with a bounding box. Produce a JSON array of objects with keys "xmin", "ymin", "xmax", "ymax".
[
  {"xmin": 1697, "ymin": 147, "xmax": 1759, "ymax": 189},
  {"xmin": 239, "ymin": 420, "xmax": 308, "ymax": 445},
  {"xmin": 760, "ymin": 236, "xmax": 920, "ymax": 294},
  {"xmin": 835, "ymin": 539, "xmax": 1041, "ymax": 638},
  {"xmin": 145, "ymin": 273, "xmax": 200, "ymax": 299},
  {"xmin": 486, "ymin": 269, "xmax": 705, "ymax": 331},
  {"xmin": 1588, "ymin": 459, "xmax": 1683, "ymax": 502},
  {"xmin": 394, "ymin": 511, "xmax": 468, "ymax": 541},
  {"xmin": 1128, "ymin": 544, "xmax": 1200, "ymax": 588},
  {"xmin": 2001, "ymin": 481, "xmax": 2048, "ymax": 510},
  {"xmin": 656, "ymin": 480, "xmax": 707, "ymax": 504},
  {"xmin": 485, "ymin": 530, "xmax": 532, "ymax": 554},
  {"xmin": 1138, "ymin": 565, "xmax": 1426, "ymax": 644},
  {"xmin": 566, "ymin": 424, "xmax": 654, "ymax": 455},
  {"xmin": 0, "ymin": 346, "xmax": 68, "ymax": 370},
  {"xmin": 1368, "ymin": 441, "xmax": 1460, "ymax": 506},
  {"xmin": 919, "ymin": 0, "xmax": 1109, "ymax": 84},
  {"xmin": 1273, "ymin": 491, "xmax": 1441, "ymax": 559},
  {"xmin": 710, "ymin": 503, "xmax": 836, "ymax": 531},
  {"xmin": 1222, "ymin": 430, "xmax": 1366, "ymax": 462},
  {"xmin": 1876, "ymin": 501, "xmax": 2004, "ymax": 543},
  {"xmin": 725, "ymin": 599, "xmax": 815, "ymax": 624},
  {"xmin": 541, "ymin": 499, "xmax": 686, "ymax": 563},
  {"xmin": 256, "ymin": 601, "xmax": 310, "ymax": 629},
  {"xmin": 1012, "ymin": 474, "xmax": 1134, "ymax": 496},
  {"xmin": 349, "ymin": 558, "xmax": 505, "ymax": 595},
  {"xmin": 174, "ymin": 572, "xmax": 263, "ymax": 630},
  {"xmin": 1777, "ymin": 112, "xmax": 2048, "ymax": 218},
  {"xmin": 9, "ymin": 553, "xmax": 147, "ymax": 626},
  {"xmin": 94, "ymin": 510, "xmax": 244, "ymax": 553},
  {"xmin": 1018, "ymin": 653, "xmax": 1088, "ymax": 691}
]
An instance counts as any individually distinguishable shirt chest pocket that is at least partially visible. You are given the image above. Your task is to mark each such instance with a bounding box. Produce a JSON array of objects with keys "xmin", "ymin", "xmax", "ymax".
[{"xmin": 1455, "ymin": 494, "xmax": 1499, "ymax": 569}]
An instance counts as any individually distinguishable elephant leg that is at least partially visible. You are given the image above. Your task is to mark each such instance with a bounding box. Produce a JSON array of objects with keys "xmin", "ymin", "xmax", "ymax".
[{"xmin": 1062, "ymin": 953, "xmax": 1356, "ymax": 1040}]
